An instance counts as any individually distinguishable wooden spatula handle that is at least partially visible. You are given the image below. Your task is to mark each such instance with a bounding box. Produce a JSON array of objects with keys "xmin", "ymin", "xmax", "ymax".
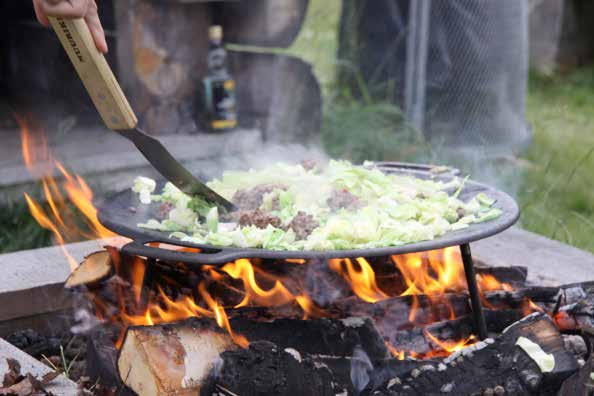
[{"xmin": 48, "ymin": 16, "xmax": 137, "ymax": 130}]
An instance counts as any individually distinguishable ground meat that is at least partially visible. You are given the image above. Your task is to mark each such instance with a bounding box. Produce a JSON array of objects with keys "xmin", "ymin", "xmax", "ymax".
[
  {"xmin": 158, "ymin": 201, "xmax": 174, "ymax": 219},
  {"xmin": 288, "ymin": 211, "xmax": 319, "ymax": 240},
  {"xmin": 327, "ymin": 188, "xmax": 362, "ymax": 210},
  {"xmin": 300, "ymin": 159, "xmax": 318, "ymax": 171},
  {"xmin": 232, "ymin": 184, "xmax": 288, "ymax": 210},
  {"xmin": 238, "ymin": 209, "xmax": 282, "ymax": 229}
]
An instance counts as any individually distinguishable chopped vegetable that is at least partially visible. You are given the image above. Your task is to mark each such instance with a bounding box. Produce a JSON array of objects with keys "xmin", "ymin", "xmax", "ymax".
[
  {"xmin": 133, "ymin": 160, "xmax": 503, "ymax": 250},
  {"xmin": 515, "ymin": 336, "xmax": 555, "ymax": 373}
]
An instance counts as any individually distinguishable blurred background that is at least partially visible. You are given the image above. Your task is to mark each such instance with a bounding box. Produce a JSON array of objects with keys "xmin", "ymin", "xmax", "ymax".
[{"xmin": 1, "ymin": 0, "xmax": 593, "ymax": 254}]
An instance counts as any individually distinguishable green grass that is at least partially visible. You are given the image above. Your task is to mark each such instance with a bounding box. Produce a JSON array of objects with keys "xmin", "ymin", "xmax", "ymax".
[
  {"xmin": 519, "ymin": 69, "xmax": 594, "ymax": 252},
  {"xmin": 0, "ymin": 201, "xmax": 52, "ymax": 253}
]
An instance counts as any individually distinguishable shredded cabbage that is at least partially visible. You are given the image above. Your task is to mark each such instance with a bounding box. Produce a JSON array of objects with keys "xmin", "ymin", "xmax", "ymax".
[{"xmin": 133, "ymin": 160, "xmax": 502, "ymax": 250}]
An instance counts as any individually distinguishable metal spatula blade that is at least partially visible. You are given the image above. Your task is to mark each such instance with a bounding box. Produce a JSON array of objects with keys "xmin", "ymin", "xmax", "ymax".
[
  {"xmin": 124, "ymin": 128, "xmax": 235, "ymax": 211},
  {"xmin": 48, "ymin": 16, "xmax": 235, "ymax": 212}
]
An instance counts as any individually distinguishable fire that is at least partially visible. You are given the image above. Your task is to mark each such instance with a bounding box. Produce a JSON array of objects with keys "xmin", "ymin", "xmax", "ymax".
[
  {"xmin": 329, "ymin": 258, "xmax": 389, "ymax": 303},
  {"xmin": 221, "ymin": 259, "xmax": 295, "ymax": 307},
  {"xmin": 424, "ymin": 328, "xmax": 475, "ymax": 357},
  {"xmin": 17, "ymin": 114, "xmax": 115, "ymax": 270},
  {"xmin": 198, "ymin": 282, "xmax": 249, "ymax": 348},
  {"xmin": 385, "ymin": 341, "xmax": 406, "ymax": 360}
]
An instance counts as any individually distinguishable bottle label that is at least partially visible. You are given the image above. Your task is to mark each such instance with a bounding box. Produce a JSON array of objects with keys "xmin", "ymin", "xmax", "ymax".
[{"xmin": 204, "ymin": 77, "xmax": 237, "ymax": 131}]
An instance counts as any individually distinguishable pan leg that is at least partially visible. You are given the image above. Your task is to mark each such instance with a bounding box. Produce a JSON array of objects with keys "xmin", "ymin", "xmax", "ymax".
[{"xmin": 460, "ymin": 243, "xmax": 488, "ymax": 340}]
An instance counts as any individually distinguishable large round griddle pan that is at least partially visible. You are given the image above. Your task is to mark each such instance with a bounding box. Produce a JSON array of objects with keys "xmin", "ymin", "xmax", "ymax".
[{"xmin": 96, "ymin": 162, "xmax": 520, "ymax": 265}]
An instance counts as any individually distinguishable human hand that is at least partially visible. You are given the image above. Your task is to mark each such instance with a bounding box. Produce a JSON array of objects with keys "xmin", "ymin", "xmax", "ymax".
[{"xmin": 33, "ymin": 0, "xmax": 108, "ymax": 53}]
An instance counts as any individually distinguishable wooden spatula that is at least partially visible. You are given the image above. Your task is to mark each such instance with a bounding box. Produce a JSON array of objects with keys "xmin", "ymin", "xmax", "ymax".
[{"xmin": 48, "ymin": 16, "xmax": 236, "ymax": 212}]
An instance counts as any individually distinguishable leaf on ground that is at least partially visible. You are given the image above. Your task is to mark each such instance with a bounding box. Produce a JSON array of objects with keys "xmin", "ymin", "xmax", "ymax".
[
  {"xmin": 40, "ymin": 372, "xmax": 59, "ymax": 386},
  {"xmin": 2, "ymin": 358, "xmax": 22, "ymax": 387},
  {"xmin": 0, "ymin": 358, "xmax": 60, "ymax": 395}
]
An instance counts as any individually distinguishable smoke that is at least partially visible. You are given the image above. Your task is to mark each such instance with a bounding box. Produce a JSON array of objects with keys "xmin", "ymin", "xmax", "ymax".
[
  {"xmin": 430, "ymin": 145, "xmax": 529, "ymax": 202},
  {"xmin": 194, "ymin": 141, "xmax": 329, "ymax": 180},
  {"xmin": 70, "ymin": 308, "xmax": 103, "ymax": 334},
  {"xmin": 350, "ymin": 345, "xmax": 374, "ymax": 395}
]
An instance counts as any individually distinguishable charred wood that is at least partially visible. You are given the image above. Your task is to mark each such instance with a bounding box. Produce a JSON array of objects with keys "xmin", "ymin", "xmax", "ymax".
[
  {"xmin": 116, "ymin": 316, "xmax": 390, "ymax": 395},
  {"xmin": 558, "ymin": 352, "xmax": 594, "ymax": 396},
  {"xmin": 374, "ymin": 313, "xmax": 579, "ymax": 396},
  {"xmin": 200, "ymin": 340, "xmax": 348, "ymax": 396},
  {"xmin": 229, "ymin": 316, "xmax": 389, "ymax": 361}
]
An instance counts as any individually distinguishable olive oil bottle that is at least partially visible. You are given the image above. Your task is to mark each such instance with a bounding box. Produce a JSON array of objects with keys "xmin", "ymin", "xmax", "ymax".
[{"xmin": 196, "ymin": 25, "xmax": 237, "ymax": 132}]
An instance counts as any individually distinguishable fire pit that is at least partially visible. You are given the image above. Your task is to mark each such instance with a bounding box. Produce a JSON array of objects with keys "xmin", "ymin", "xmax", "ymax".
[
  {"xmin": 65, "ymin": 243, "xmax": 594, "ymax": 395},
  {"xmin": 41, "ymin": 161, "xmax": 593, "ymax": 396},
  {"xmin": 3, "ymin": 142, "xmax": 593, "ymax": 395}
]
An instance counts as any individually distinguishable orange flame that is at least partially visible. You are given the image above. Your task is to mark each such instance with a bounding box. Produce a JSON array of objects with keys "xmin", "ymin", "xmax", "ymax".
[
  {"xmin": 222, "ymin": 259, "xmax": 295, "ymax": 307},
  {"xmin": 329, "ymin": 258, "xmax": 389, "ymax": 303},
  {"xmin": 385, "ymin": 341, "xmax": 406, "ymax": 360},
  {"xmin": 424, "ymin": 328, "xmax": 475, "ymax": 357},
  {"xmin": 17, "ymin": 114, "xmax": 115, "ymax": 270},
  {"xmin": 198, "ymin": 282, "xmax": 249, "ymax": 348}
]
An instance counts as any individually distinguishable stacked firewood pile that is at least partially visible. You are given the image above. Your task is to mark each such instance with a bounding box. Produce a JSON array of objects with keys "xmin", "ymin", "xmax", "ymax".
[{"xmin": 66, "ymin": 248, "xmax": 594, "ymax": 395}]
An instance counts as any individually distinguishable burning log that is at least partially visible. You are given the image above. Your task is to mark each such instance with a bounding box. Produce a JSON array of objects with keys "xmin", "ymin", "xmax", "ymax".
[
  {"xmin": 375, "ymin": 313, "xmax": 579, "ymax": 396},
  {"xmin": 117, "ymin": 319, "xmax": 234, "ymax": 395},
  {"xmin": 64, "ymin": 250, "xmax": 112, "ymax": 288},
  {"xmin": 332, "ymin": 293, "xmax": 471, "ymax": 330},
  {"xmin": 229, "ymin": 316, "xmax": 389, "ymax": 361},
  {"xmin": 116, "ymin": 316, "xmax": 389, "ymax": 395}
]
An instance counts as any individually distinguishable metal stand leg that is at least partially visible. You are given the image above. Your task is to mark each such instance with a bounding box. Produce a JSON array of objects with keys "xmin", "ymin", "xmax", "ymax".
[
  {"xmin": 138, "ymin": 257, "xmax": 155, "ymax": 313},
  {"xmin": 460, "ymin": 243, "xmax": 488, "ymax": 340}
]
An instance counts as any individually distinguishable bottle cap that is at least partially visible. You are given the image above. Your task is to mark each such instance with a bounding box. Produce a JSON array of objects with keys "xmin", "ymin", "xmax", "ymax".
[{"xmin": 209, "ymin": 25, "xmax": 223, "ymax": 41}]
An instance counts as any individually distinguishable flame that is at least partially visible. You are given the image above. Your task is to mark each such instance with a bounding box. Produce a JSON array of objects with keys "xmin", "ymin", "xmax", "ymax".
[
  {"xmin": 424, "ymin": 328, "xmax": 475, "ymax": 357},
  {"xmin": 222, "ymin": 259, "xmax": 295, "ymax": 307},
  {"xmin": 198, "ymin": 282, "xmax": 249, "ymax": 348},
  {"xmin": 477, "ymin": 274, "xmax": 513, "ymax": 292},
  {"xmin": 17, "ymin": 114, "xmax": 115, "ymax": 270},
  {"xmin": 393, "ymin": 247, "xmax": 467, "ymax": 296},
  {"xmin": 385, "ymin": 341, "xmax": 406, "ymax": 360},
  {"xmin": 329, "ymin": 258, "xmax": 389, "ymax": 303},
  {"xmin": 522, "ymin": 298, "xmax": 544, "ymax": 317}
]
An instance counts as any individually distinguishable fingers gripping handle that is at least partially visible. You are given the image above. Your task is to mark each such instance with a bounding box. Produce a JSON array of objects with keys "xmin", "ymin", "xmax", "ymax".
[{"xmin": 48, "ymin": 16, "xmax": 137, "ymax": 130}]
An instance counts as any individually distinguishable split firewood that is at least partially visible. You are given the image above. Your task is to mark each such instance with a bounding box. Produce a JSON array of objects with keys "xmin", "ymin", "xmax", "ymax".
[
  {"xmin": 117, "ymin": 316, "xmax": 390, "ymax": 395},
  {"xmin": 65, "ymin": 250, "xmax": 113, "ymax": 288},
  {"xmin": 373, "ymin": 313, "xmax": 579, "ymax": 396},
  {"xmin": 117, "ymin": 319, "xmax": 234, "ymax": 396}
]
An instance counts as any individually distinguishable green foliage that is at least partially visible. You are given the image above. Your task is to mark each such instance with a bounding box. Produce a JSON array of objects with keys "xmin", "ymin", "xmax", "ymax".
[
  {"xmin": 0, "ymin": 201, "xmax": 52, "ymax": 253},
  {"xmin": 519, "ymin": 68, "xmax": 594, "ymax": 251},
  {"xmin": 321, "ymin": 98, "xmax": 428, "ymax": 164}
]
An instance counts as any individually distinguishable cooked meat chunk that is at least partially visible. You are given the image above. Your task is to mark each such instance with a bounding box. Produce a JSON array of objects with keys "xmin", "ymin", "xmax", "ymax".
[
  {"xmin": 232, "ymin": 184, "xmax": 288, "ymax": 210},
  {"xmin": 300, "ymin": 159, "xmax": 318, "ymax": 171},
  {"xmin": 288, "ymin": 211, "xmax": 319, "ymax": 240},
  {"xmin": 238, "ymin": 209, "xmax": 282, "ymax": 229},
  {"xmin": 327, "ymin": 188, "xmax": 362, "ymax": 210},
  {"xmin": 158, "ymin": 201, "xmax": 174, "ymax": 219},
  {"xmin": 457, "ymin": 207, "xmax": 466, "ymax": 219}
]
